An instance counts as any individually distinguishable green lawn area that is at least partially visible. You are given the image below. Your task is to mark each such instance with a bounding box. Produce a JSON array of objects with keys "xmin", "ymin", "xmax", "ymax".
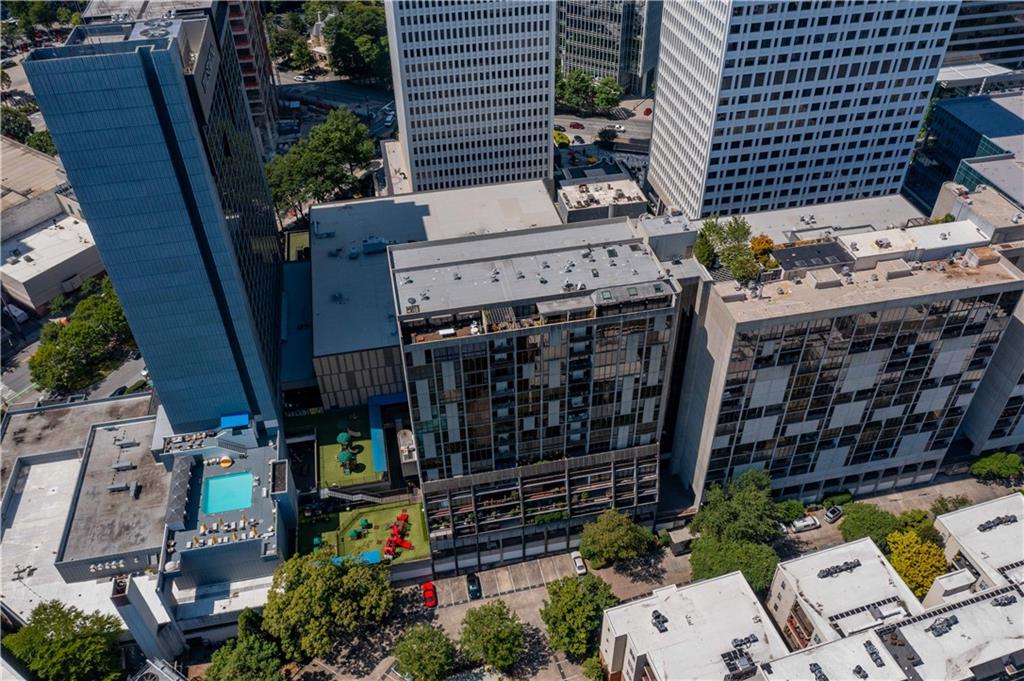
[
  {"xmin": 298, "ymin": 501, "xmax": 430, "ymax": 565},
  {"xmin": 286, "ymin": 408, "xmax": 384, "ymax": 488}
]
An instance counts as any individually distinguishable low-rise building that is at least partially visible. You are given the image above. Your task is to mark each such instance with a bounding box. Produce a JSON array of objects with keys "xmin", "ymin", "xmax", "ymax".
[
  {"xmin": 556, "ymin": 179, "xmax": 648, "ymax": 223},
  {"xmin": 758, "ymin": 630, "xmax": 904, "ymax": 681},
  {"xmin": 766, "ymin": 538, "xmax": 924, "ymax": 650},
  {"xmin": 600, "ymin": 572, "xmax": 789, "ymax": 681},
  {"xmin": 934, "ymin": 493, "xmax": 1024, "ymax": 593}
]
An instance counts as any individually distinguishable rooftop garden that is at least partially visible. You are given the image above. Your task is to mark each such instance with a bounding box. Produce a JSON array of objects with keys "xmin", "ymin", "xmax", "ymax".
[
  {"xmin": 298, "ymin": 500, "xmax": 430, "ymax": 566},
  {"xmin": 694, "ymin": 216, "xmax": 778, "ymax": 282},
  {"xmin": 285, "ymin": 408, "xmax": 385, "ymax": 488}
]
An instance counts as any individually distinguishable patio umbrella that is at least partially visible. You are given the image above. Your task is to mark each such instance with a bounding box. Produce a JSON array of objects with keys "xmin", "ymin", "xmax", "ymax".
[
  {"xmin": 338, "ymin": 450, "xmax": 354, "ymax": 463},
  {"xmin": 336, "ymin": 432, "xmax": 352, "ymax": 446}
]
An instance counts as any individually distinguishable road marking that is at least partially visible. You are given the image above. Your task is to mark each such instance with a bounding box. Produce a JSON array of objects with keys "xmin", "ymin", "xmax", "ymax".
[
  {"xmin": 507, "ymin": 566, "xmax": 516, "ymax": 591},
  {"xmin": 538, "ymin": 557, "xmax": 548, "ymax": 583}
]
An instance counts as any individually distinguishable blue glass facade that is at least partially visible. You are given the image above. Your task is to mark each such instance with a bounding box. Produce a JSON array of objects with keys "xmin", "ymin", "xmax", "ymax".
[{"xmin": 25, "ymin": 21, "xmax": 280, "ymax": 432}]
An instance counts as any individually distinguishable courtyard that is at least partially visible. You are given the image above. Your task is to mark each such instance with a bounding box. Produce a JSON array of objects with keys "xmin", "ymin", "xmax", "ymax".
[
  {"xmin": 298, "ymin": 500, "xmax": 430, "ymax": 566},
  {"xmin": 287, "ymin": 408, "xmax": 386, "ymax": 488}
]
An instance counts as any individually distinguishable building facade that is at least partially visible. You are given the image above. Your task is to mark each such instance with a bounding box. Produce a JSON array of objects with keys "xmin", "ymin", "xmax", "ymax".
[
  {"xmin": 26, "ymin": 18, "xmax": 281, "ymax": 433},
  {"xmin": 226, "ymin": 1, "xmax": 278, "ymax": 157},
  {"xmin": 556, "ymin": 0, "xmax": 661, "ymax": 95},
  {"xmin": 384, "ymin": 0, "xmax": 556, "ymax": 191},
  {"xmin": 944, "ymin": 1, "xmax": 1024, "ymax": 69},
  {"xmin": 389, "ymin": 221, "xmax": 679, "ymax": 574},
  {"xmin": 648, "ymin": 0, "xmax": 959, "ymax": 218}
]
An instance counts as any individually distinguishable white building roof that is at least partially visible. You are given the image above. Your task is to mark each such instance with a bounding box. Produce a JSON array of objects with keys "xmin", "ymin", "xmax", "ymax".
[
  {"xmin": 2, "ymin": 213, "xmax": 96, "ymax": 284},
  {"xmin": 760, "ymin": 630, "xmax": 904, "ymax": 681},
  {"xmin": 935, "ymin": 493, "xmax": 1024, "ymax": 587},
  {"xmin": 559, "ymin": 179, "xmax": 646, "ymax": 210},
  {"xmin": 604, "ymin": 572, "xmax": 789, "ymax": 681},
  {"xmin": 837, "ymin": 221, "xmax": 990, "ymax": 266},
  {"xmin": 0, "ymin": 138, "xmax": 66, "ymax": 214},
  {"xmin": 775, "ymin": 538, "xmax": 924, "ymax": 640}
]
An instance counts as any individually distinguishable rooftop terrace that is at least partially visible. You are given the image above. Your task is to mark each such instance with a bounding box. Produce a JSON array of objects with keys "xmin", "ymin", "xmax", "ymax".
[{"xmin": 558, "ymin": 179, "xmax": 646, "ymax": 210}]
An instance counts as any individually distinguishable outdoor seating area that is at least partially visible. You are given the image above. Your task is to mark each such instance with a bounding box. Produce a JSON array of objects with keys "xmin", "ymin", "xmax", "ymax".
[
  {"xmin": 299, "ymin": 500, "xmax": 431, "ymax": 566},
  {"xmin": 285, "ymin": 408, "xmax": 385, "ymax": 488}
]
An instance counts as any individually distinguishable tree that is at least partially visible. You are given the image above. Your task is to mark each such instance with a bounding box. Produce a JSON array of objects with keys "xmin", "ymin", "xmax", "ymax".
[
  {"xmin": 931, "ymin": 494, "xmax": 971, "ymax": 516},
  {"xmin": 56, "ymin": 6, "xmax": 72, "ymax": 23},
  {"xmin": 775, "ymin": 499, "xmax": 806, "ymax": 524},
  {"xmin": 690, "ymin": 469, "xmax": 783, "ymax": 545},
  {"xmin": 392, "ymin": 625, "xmax": 455, "ymax": 681},
  {"xmin": 541, "ymin": 574, "xmax": 618, "ymax": 659},
  {"xmin": 887, "ymin": 530, "xmax": 947, "ymax": 599},
  {"xmin": 594, "ymin": 76, "xmax": 625, "ymax": 110},
  {"xmin": 699, "ymin": 217, "xmax": 760, "ymax": 280},
  {"xmin": 840, "ymin": 503, "xmax": 901, "ymax": 553},
  {"xmin": 262, "ymin": 554, "xmax": 394, "ymax": 661},
  {"xmin": 27, "ymin": 130, "xmax": 56, "ymax": 156},
  {"xmin": 459, "ymin": 600, "xmax": 524, "ymax": 673},
  {"xmin": 578, "ymin": 509, "xmax": 656, "ymax": 568},
  {"xmin": 693, "ymin": 231, "xmax": 716, "ymax": 267},
  {"xmin": 897, "ymin": 508, "xmax": 944, "ymax": 547},
  {"xmin": 205, "ymin": 636, "xmax": 283, "ymax": 681},
  {"xmin": 1, "ymin": 69, "xmax": 10, "ymax": 90},
  {"xmin": 690, "ymin": 537, "xmax": 779, "ymax": 594},
  {"xmin": 323, "ymin": 2, "xmax": 387, "ymax": 79},
  {"xmin": 269, "ymin": 27, "xmax": 302, "ymax": 60},
  {"xmin": 2, "ymin": 600, "xmax": 121, "ymax": 681},
  {"xmin": 291, "ymin": 39, "xmax": 315, "ymax": 72},
  {"xmin": 582, "ymin": 655, "xmax": 605, "ymax": 681},
  {"xmin": 750, "ymin": 233, "xmax": 775, "ymax": 266},
  {"xmin": 284, "ymin": 11, "xmax": 308, "ymax": 34},
  {"xmin": 2, "ymin": 106, "xmax": 33, "ymax": 143},
  {"xmin": 720, "ymin": 244, "xmax": 761, "ymax": 282},
  {"xmin": 355, "ymin": 34, "xmax": 390, "ymax": 83},
  {"xmin": 596, "ymin": 128, "xmax": 618, "ymax": 147},
  {"xmin": 970, "ymin": 451, "xmax": 1023, "ymax": 482},
  {"xmin": 556, "ymin": 69, "xmax": 596, "ymax": 110}
]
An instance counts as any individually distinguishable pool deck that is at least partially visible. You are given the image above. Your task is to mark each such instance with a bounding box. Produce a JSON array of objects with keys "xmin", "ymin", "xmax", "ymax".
[{"xmin": 299, "ymin": 500, "xmax": 430, "ymax": 566}]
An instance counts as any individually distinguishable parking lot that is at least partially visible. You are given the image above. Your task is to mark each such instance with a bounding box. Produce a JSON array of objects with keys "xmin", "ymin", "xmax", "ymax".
[{"xmin": 432, "ymin": 553, "xmax": 577, "ymax": 608}]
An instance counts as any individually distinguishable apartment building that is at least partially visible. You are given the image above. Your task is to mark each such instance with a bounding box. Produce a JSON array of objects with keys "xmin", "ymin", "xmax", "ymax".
[
  {"xmin": 934, "ymin": 493, "xmax": 1024, "ymax": 594},
  {"xmin": 389, "ymin": 220, "xmax": 680, "ymax": 573},
  {"xmin": 26, "ymin": 17, "xmax": 282, "ymax": 433},
  {"xmin": 384, "ymin": 0, "xmax": 556, "ymax": 191},
  {"xmin": 556, "ymin": 0, "xmax": 661, "ymax": 95},
  {"xmin": 648, "ymin": 0, "xmax": 958, "ymax": 218},
  {"xmin": 945, "ymin": 1, "xmax": 1024, "ymax": 69}
]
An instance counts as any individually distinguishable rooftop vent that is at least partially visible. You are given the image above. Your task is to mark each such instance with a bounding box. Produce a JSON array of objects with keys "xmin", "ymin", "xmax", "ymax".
[
  {"xmin": 722, "ymin": 648, "xmax": 755, "ymax": 681},
  {"xmin": 926, "ymin": 615, "xmax": 959, "ymax": 637},
  {"xmin": 817, "ymin": 559, "xmax": 862, "ymax": 579},
  {"xmin": 853, "ymin": 665, "xmax": 868, "ymax": 679},
  {"xmin": 992, "ymin": 594, "xmax": 1018, "ymax": 607},
  {"xmin": 864, "ymin": 640, "xmax": 886, "ymax": 667},
  {"xmin": 651, "ymin": 609, "xmax": 668, "ymax": 633},
  {"xmin": 978, "ymin": 514, "xmax": 1018, "ymax": 532},
  {"xmin": 139, "ymin": 27, "xmax": 170, "ymax": 38},
  {"xmin": 810, "ymin": 662, "xmax": 829, "ymax": 681},
  {"xmin": 731, "ymin": 633, "xmax": 758, "ymax": 649}
]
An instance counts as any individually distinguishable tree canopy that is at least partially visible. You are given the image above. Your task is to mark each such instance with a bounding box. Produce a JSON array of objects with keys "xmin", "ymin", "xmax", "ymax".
[
  {"xmin": 896, "ymin": 508, "xmax": 944, "ymax": 547},
  {"xmin": 323, "ymin": 2, "xmax": 390, "ymax": 82},
  {"xmin": 26, "ymin": 130, "xmax": 56, "ymax": 155},
  {"xmin": 699, "ymin": 216, "xmax": 762, "ymax": 282},
  {"xmin": 1, "ymin": 70, "xmax": 11, "ymax": 90},
  {"xmin": 206, "ymin": 636, "xmax": 283, "ymax": 681},
  {"xmin": 2, "ymin": 600, "xmax": 122, "ymax": 681},
  {"xmin": 594, "ymin": 75, "xmax": 625, "ymax": 110},
  {"xmin": 691, "ymin": 469, "xmax": 783, "ymax": 545},
  {"xmin": 690, "ymin": 537, "xmax": 779, "ymax": 594},
  {"xmin": 459, "ymin": 600, "xmax": 524, "ymax": 673},
  {"xmin": 290, "ymin": 38, "xmax": 315, "ymax": 72},
  {"xmin": 970, "ymin": 451, "xmax": 1023, "ymax": 481},
  {"xmin": 775, "ymin": 499, "xmax": 807, "ymax": 524},
  {"xmin": 556, "ymin": 69, "xmax": 596, "ymax": 110},
  {"xmin": 578, "ymin": 509, "xmax": 656, "ymax": 568},
  {"xmin": 540, "ymin": 574, "xmax": 618, "ymax": 660},
  {"xmin": 393, "ymin": 624, "xmax": 455, "ymax": 681},
  {"xmin": 839, "ymin": 503, "xmax": 901, "ymax": 553},
  {"xmin": 262, "ymin": 553, "xmax": 394, "ymax": 661},
  {"xmin": 930, "ymin": 494, "xmax": 971, "ymax": 516},
  {"xmin": 2, "ymin": 106, "xmax": 33, "ymax": 143},
  {"xmin": 887, "ymin": 530, "xmax": 947, "ymax": 599}
]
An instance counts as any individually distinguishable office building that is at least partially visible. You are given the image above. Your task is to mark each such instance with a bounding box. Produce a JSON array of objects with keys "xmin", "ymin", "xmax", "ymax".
[
  {"xmin": 648, "ymin": 1, "xmax": 958, "ymax": 218},
  {"xmin": 766, "ymin": 538, "xmax": 924, "ymax": 649},
  {"xmin": 933, "ymin": 493, "xmax": 1024, "ymax": 592},
  {"xmin": 556, "ymin": 0, "xmax": 661, "ymax": 95},
  {"xmin": 389, "ymin": 220, "xmax": 680, "ymax": 573},
  {"xmin": 673, "ymin": 223, "xmax": 1024, "ymax": 504},
  {"xmin": 26, "ymin": 17, "xmax": 282, "ymax": 433},
  {"xmin": 599, "ymin": 572, "xmax": 788, "ymax": 681},
  {"xmin": 384, "ymin": 0, "xmax": 556, "ymax": 191},
  {"xmin": 944, "ymin": 1, "xmax": 1024, "ymax": 69}
]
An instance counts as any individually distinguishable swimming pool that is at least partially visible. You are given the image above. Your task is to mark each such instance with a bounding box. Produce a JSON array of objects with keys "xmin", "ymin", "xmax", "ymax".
[{"xmin": 201, "ymin": 471, "xmax": 254, "ymax": 515}]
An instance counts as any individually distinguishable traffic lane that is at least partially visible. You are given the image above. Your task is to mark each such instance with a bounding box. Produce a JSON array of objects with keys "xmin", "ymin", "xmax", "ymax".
[{"xmin": 554, "ymin": 114, "xmax": 652, "ymax": 142}]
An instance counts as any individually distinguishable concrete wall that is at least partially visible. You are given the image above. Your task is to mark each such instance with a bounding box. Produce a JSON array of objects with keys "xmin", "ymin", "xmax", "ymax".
[
  {"xmin": 1, "ymin": 192, "xmax": 63, "ymax": 239},
  {"xmin": 1, "ymin": 243, "xmax": 104, "ymax": 314}
]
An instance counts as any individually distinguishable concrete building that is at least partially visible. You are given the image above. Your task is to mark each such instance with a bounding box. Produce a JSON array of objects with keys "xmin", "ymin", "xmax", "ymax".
[
  {"xmin": 766, "ymin": 538, "xmax": 925, "ymax": 650},
  {"xmin": 758, "ymin": 630, "xmax": 904, "ymax": 681},
  {"xmin": 384, "ymin": 0, "xmax": 556, "ymax": 191},
  {"xmin": 310, "ymin": 181, "xmax": 560, "ymax": 410},
  {"xmin": 934, "ymin": 493, "xmax": 1024, "ymax": 593},
  {"xmin": 936, "ymin": 62, "xmax": 1024, "ymax": 99},
  {"xmin": 648, "ymin": 0, "xmax": 958, "ymax": 218},
  {"xmin": 389, "ymin": 220, "xmax": 680, "ymax": 573},
  {"xmin": 673, "ymin": 224, "xmax": 1024, "ymax": 503},
  {"xmin": 556, "ymin": 178, "xmax": 648, "ymax": 223},
  {"xmin": 26, "ymin": 16, "xmax": 282, "ymax": 434},
  {"xmin": 556, "ymin": 0, "xmax": 661, "ymax": 95},
  {"xmin": 944, "ymin": 1, "xmax": 1024, "ymax": 69},
  {"xmin": 599, "ymin": 572, "xmax": 788, "ymax": 681}
]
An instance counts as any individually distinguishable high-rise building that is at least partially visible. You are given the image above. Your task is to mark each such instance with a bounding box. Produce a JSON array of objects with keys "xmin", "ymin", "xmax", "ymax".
[
  {"xmin": 648, "ymin": 0, "xmax": 959, "ymax": 218},
  {"xmin": 556, "ymin": 0, "xmax": 661, "ymax": 96},
  {"xmin": 389, "ymin": 220, "xmax": 680, "ymax": 573},
  {"xmin": 945, "ymin": 1, "xmax": 1024, "ymax": 69},
  {"xmin": 26, "ymin": 17, "xmax": 281, "ymax": 433},
  {"xmin": 384, "ymin": 0, "xmax": 557, "ymax": 192}
]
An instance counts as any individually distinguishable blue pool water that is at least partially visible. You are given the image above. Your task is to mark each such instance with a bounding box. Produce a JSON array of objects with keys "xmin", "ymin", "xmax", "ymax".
[{"xmin": 202, "ymin": 472, "xmax": 254, "ymax": 515}]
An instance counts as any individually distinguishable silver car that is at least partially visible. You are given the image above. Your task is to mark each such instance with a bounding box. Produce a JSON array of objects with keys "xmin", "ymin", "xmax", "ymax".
[
  {"xmin": 570, "ymin": 550, "xmax": 587, "ymax": 576},
  {"xmin": 790, "ymin": 515, "xmax": 821, "ymax": 533}
]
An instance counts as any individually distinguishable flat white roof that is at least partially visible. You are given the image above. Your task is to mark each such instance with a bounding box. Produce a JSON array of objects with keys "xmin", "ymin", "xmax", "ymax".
[
  {"xmin": 838, "ymin": 221, "xmax": 990, "ymax": 263},
  {"xmin": 604, "ymin": 572, "xmax": 788, "ymax": 681},
  {"xmin": 2, "ymin": 214, "xmax": 96, "ymax": 283},
  {"xmin": 936, "ymin": 493, "xmax": 1024, "ymax": 587},
  {"xmin": 559, "ymin": 179, "xmax": 646, "ymax": 208},
  {"xmin": 775, "ymin": 538, "xmax": 924, "ymax": 640},
  {"xmin": 761, "ymin": 630, "xmax": 904, "ymax": 681}
]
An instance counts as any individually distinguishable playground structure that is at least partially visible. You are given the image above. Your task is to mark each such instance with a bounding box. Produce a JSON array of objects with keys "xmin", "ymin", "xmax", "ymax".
[{"xmin": 383, "ymin": 511, "xmax": 413, "ymax": 560}]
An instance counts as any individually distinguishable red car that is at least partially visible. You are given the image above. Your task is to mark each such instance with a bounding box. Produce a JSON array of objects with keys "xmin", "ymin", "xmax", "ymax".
[
  {"xmin": 643, "ymin": 107, "xmax": 653, "ymax": 116},
  {"xmin": 421, "ymin": 581, "xmax": 437, "ymax": 608},
  {"xmin": 569, "ymin": 121, "xmax": 585, "ymax": 130}
]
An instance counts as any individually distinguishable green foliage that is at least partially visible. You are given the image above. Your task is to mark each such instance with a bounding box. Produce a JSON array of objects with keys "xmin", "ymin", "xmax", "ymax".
[
  {"xmin": 459, "ymin": 600, "xmax": 524, "ymax": 673},
  {"xmin": 840, "ymin": 503, "xmax": 901, "ymax": 553},
  {"xmin": 392, "ymin": 624, "xmax": 455, "ymax": 681},
  {"xmin": 657, "ymin": 529, "xmax": 672, "ymax": 547},
  {"xmin": 700, "ymin": 217, "xmax": 761, "ymax": 281},
  {"xmin": 206, "ymin": 636, "xmax": 283, "ymax": 681},
  {"xmin": 1, "ymin": 69, "xmax": 10, "ymax": 90},
  {"xmin": 556, "ymin": 69, "xmax": 596, "ymax": 110},
  {"xmin": 691, "ymin": 470, "xmax": 783, "ymax": 545},
  {"xmin": 931, "ymin": 213, "xmax": 956, "ymax": 224},
  {"xmin": 285, "ymin": 12, "xmax": 308, "ymax": 33},
  {"xmin": 970, "ymin": 451, "xmax": 1023, "ymax": 481},
  {"xmin": 324, "ymin": 2, "xmax": 389, "ymax": 80},
  {"xmin": 822, "ymin": 491, "xmax": 854, "ymax": 508},
  {"xmin": 262, "ymin": 553, "xmax": 394, "ymax": 661},
  {"xmin": 690, "ymin": 537, "xmax": 779, "ymax": 594},
  {"xmin": 2, "ymin": 600, "xmax": 122, "ymax": 681},
  {"xmin": 887, "ymin": 530, "xmax": 947, "ymax": 599},
  {"xmin": 269, "ymin": 27, "xmax": 303, "ymax": 60},
  {"xmin": 48, "ymin": 293, "xmax": 69, "ymax": 314},
  {"xmin": 6, "ymin": 1, "xmax": 58, "ymax": 38},
  {"xmin": 896, "ymin": 509, "xmax": 944, "ymax": 547},
  {"xmin": 775, "ymin": 499, "xmax": 806, "ymax": 524},
  {"xmin": 541, "ymin": 574, "xmax": 618, "ymax": 660},
  {"xmin": 553, "ymin": 130, "xmax": 570, "ymax": 147},
  {"xmin": 582, "ymin": 654, "xmax": 605, "ymax": 681},
  {"xmin": 2, "ymin": 106, "xmax": 33, "ymax": 143},
  {"xmin": 693, "ymin": 230, "xmax": 716, "ymax": 267},
  {"xmin": 290, "ymin": 39, "xmax": 315, "ymax": 71},
  {"xmin": 596, "ymin": 128, "xmax": 618, "ymax": 146},
  {"xmin": 578, "ymin": 509, "xmax": 656, "ymax": 568},
  {"xmin": 594, "ymin": 76, "xmax": 625, "ymax": 110},
  {"xmin": 27, "ymin": 130, "xmax": 56, "ymax": 156},
  {"xmin": 930, "ymin": 494, "xmax": 971, "ymax": 516}
]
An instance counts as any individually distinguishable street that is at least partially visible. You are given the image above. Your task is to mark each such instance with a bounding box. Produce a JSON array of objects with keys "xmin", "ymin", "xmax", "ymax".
[
  {"xmin": 276, "ymin": 67, "xmax": 391, "ymax": 119},
  {"xmin": 554, "ymin": 96, "xmax": 654, "ymax": 145}
]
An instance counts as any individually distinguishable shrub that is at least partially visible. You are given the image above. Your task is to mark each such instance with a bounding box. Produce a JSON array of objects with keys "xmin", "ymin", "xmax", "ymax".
[
  {"xmin": 775, "ymin": 499, "xmax": 806, "ymax": 524},
  {"xmin": 582, "ymin": 655, "xmax": 605, "ymax": 681},
  {"xmin": 822, "ymin": 491, "xmax": 853, "ymax": 508},
  {"xmin": 657, "ymin": 529, "xmax": 672, "ymax": 547},
  {"xmin": 930, "ymin": 494, "xmax": 971, "ymax": 516},
  {"xmin": 840, "ymin": 503, "xmax": 901, "ymax": 553},
  {"xmin": 690, "ymin": 537, "xmax": 779, "ymax": 594},
  {"xmin": 578, "ymin": 509, "xmax": 656, "ymax": 568},
  {"xmin": 693, "ymin": 231, "xmax": 716, "ymax": 267},
  {"xmin": 970, "ymin": 451, "xmax": 1023, "ymax": 482}
]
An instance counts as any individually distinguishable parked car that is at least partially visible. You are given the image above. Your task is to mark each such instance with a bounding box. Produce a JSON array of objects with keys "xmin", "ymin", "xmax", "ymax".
[
  {"xmin": 824, "ymin": 505, "xmax": 844, "ymax": 524},
  {"xmin": 643, "ymin": 107, "xmax": 653, "ymax": 116},
  {"xmin": 569, "ymin": 121, "xmax": 584, "ymax": 129},
  {"xmin": 553, "ymin": 124, "xmax": 566, "ymax": 132},
  {"xmin": 573, "ymin": 135, "xmax": 585, "ymax": 144},
  {"xmin": 790, "ymin": 515, "xmax": 821, "ymax": 533},
  {"xmin": 140, "ymin": 366, "xmax": 150, "ymax": 378},
  {"xmin": 109, "ymin": 386, "xmax": 127, "ymax": 397},
  {"xmin": 611, "ymin": 124, "xmax": 626, "ymax": 132},
  {"xmin": 466, "ymin": 572, "xmax": 482, "ymax": 600},
  {"xmin": 129, "ymin": 350, "xmax": 141, "ymax": 361},
  {"xmin": 421, "ymin": 581, "xmax": 437, "ymax": 608},
  {"xmin": 571, "ymin": 550, "xmax": 587, "ymax": 576},
  {"xmin": 292, "ymin": 74, "xmax": 310, "ymax": 82},
  {"xmin": 670, "ymin": 538, "xmax": 692, "ymax": 556}
]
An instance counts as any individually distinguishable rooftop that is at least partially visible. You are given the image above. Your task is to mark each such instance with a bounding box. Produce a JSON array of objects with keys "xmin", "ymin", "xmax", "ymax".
[
  {"xmin": 962, "ymin": 155, "xmax": 1024, "ymax": 208},
  {"xmin": 82, "ymin": 0, "xmax": 213, "ymax": 21},
  {"xmin": 604, "ymin": 572, "xmax": 789, "ymax": 681},
  {"xmin": 935, "ymin": 493, "xmax": 1024, "ymax": 588},
  {"xmin": 0, "ymin": 138, "xmax": 67, "ymax": 215},
  {"xmin": 381, "ymin": 139, "xmax": 412, "ymax": 196},
  {"xmin": 936, "ymin": 92, "xmax": 1024, "ymax": 157},
  {"xmin": 310, "ymin": 181, "xmax": 561, "ymax": 357},
  {"xmin": 773, "ymin": 241, "xmax": 854, "ymax": 272},
  {"xmin": 837, "ymin": 220, "xmax": 990, "ymax": 266},
  {"xmin": 760, "ymin": 630, "xmax": 904, "ymax": 681},
  {"xmin": 938, "ymin": 62, "xmax": 1017, "ymax": 85},
  {"xmin": 714, "ymin": 249, "xmax": 1024, "ymax": 324},
  {"xmin": 558, "ymin": 179, "xmax": 646, "ymax": 210},
  {"xmin": 2, "ymin": 213, "xmax": 96, "ymax": 283},
  {"xmin": 942, "ymin": 183, "xmax": 1024, "ymax": 231},
  {"xmin": 774, "ymin": 538, "xmax": 924, "ymax": 640}
]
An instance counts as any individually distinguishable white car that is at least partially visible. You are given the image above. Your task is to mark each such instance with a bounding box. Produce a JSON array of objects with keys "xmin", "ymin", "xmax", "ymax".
[
  {"xmin": 140, "ymin": 366, "xmax": 150, "ymax": 378},
  {"xmin": 790, "ymin": 515, "xmax": 821, "ymax": 533},
  {"xmin": 611, "ymin": 124, "xmax": 626, "ymax": 132},
  {"xmin": 292, "ymin": 74, "xmax": 310, "ymax": 83},
  {"xmin": 570, "ymin": 550, "xmax": 587, "ymax": 576}
]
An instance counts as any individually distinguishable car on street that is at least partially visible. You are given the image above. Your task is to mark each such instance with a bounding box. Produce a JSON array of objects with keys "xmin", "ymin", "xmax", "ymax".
[
  {"xmin": 571, "ymin": 550, "xmax": 587, "ymax": 576},
  {"xmin": 569, "ymin": 121, "xmax": 584, "ymax": 129},
  {"xmin": 109, "ymin": 386, "xmax": 127, "ymax": 397},
  {"xmin": 292, "ymin": 74, "xmax": 311, "ymax": 82},
  {"xmin": 643, "ymin": 107, "xmax": 653, "ymax": 116},
  {"xmin": 610, "ymin": 124, "xmax": 626, "ymax": 132},
  {"xmin": 140, "ymin": 366, "xmax": 150, "ymax": 378},
  {"xmin": 790, "ymin": 515, "xmax": 821, "ymax": 533},
  {"xmin": 421, "ymin": 581, "xmax": 437, "ymax": 608},
  {"xmin": 553, "ymin": 124, "xmax": 566, "ymax": 132},
  {"xmin": 573, "ymin": 135, "xmax": 585, "ymax": 144},
  {"xmin": 466, "ymin": 572, "xmax": 482, "ymax": 600},
  {"xmin": 824, "ymin": 505, "xmax": 844, "ymax": 524}
]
